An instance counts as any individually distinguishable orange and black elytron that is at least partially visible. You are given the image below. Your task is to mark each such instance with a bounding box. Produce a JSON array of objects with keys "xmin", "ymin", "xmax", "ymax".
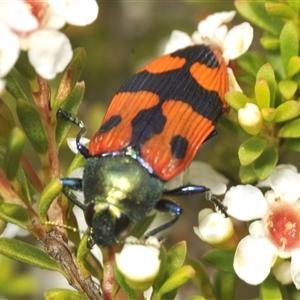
[{"xmin": 60, "ymin": 44, "xmax": 229, "ymax": 247}]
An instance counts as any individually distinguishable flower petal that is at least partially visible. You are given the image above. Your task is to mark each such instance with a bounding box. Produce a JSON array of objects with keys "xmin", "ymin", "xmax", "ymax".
[
  {"xmin": 67, "ymin": 137, "xmax": 90, "ymax": 154},
  {"xmin": 234, "ymin": 235, "xmax": 277, "ymax": 285},
  {"xmin": 222, "ymin": 22, "xmax": 253, "ymax": 60},
  {"xmin": 49, "ymin": 0, "xmax": 99, "ymax": 26},
  {"xmin": 273, "ymin": 261, "xmax": 293, "ymax": 285},
  {"xmin": 269, "ymin": 167, "xmax": 300, "ymax": 203},
  {"xmin": 291, "ymin": 248, "xmax": 300, "ymax": 289},
  {"xmin": 0, "ymin": 24, "xmax": 20, "ymax": 77},
  {"xmin": 164, "ymin": 30, "xmax": 192, "ymax": 54},
  {"xmin": 223, "ymin": 185, "xmax": 268, "ymax": 221},
  {"xmin": 28, "ymin": 29, "xmax": 72, "ymax": 79}
]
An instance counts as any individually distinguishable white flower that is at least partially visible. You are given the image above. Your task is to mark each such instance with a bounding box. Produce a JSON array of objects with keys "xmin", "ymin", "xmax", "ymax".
[
  {"xmin": 164, "ymin": 11, "xmax": 253, "ymax": 92},
  {"xmin": 194, "ymin": 208, "xmax": 235, "ymax": 248},
  {"xmin": 223, "ymin": 165, "xmax": 300, "ymax": 288},
  {"xmin": 166, "ymin": 161, "xmax": 228, "ymax": 196},
  {"xmin": 115, "ymin": 236, "xmax": 161, "ymax": 291},
  {"xmin": 0, "ymin": 222, "xmax": 29, "ymax": 238},
  {"xmin": 0, "ymin": 0, "xmax": 98, "ymax": 80},
  {"xmin": 238, "ymin": 103, "xmax": 262, "ymax": 135}
]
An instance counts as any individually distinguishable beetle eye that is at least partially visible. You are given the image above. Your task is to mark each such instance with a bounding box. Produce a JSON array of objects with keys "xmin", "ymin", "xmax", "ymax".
[
  {"xmin": 114, "ymin": 213, "xmax": 130, "ymax": 237},
  {"xmin": 85, "ymin": 202, "xmax": 96, "ymax": 227}
]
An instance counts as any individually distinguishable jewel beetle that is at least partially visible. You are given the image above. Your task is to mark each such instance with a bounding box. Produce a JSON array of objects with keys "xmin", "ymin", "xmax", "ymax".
[{"xmin": 59, "ymin": 44, "xmax": 229, "ymax": 248}]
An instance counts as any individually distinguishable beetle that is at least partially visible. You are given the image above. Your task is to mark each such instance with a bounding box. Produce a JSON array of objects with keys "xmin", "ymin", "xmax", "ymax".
[{"xmin": 59, "ymin": 44, "xmax": 229, "ymax": 248}]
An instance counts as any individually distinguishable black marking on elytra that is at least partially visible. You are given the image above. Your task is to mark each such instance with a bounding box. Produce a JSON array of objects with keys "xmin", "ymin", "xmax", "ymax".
[
  {"xmin": 99, "ymin": 115, "xmax": 122, "ymax": 133},
  {"xmin": 170, "ymin": 135, "xmax": 188, "ymax": 159},
  {"xmin": 117, "ymin": 45, "xmax": 223, "ymax": 124},
  {"xmin": 131, "ymin": 105, "xmax": 167, "ymax": 149}
]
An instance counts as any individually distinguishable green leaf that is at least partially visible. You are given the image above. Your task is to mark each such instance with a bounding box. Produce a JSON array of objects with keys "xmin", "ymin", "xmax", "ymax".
[
  {"xmin": 53, "ymin": 48, "xmax": 86, "ymax": 112},
  {"xmin": 261, "ymin": 107, "xmax": 276, "ymax": 122},
  {"xmin": 278, "ymin": 80, "xmax": 298, "ymax": 100},
  {"xmin": 16, "ymin": 166, "xmax": 32, "ymax": 204},
  {"xmin": 260, "ymin": 36, "xmax": 280, "ymax": 51},
  {"xmin": 255, "ymin": 78, "xmax": 270, "ymax": 108},
  {"xmin": 166, "ymin": 241, "xmax": 186, "ymax": 276},
  {"xmin": 114, "ymin": 265, "xmax": 138, "ymax": 300},
  {"xmin": 279, "ymin": 118, "xmax": 300, "ymax": 137},
  {"xmin": 287, "ymin": 0, "xmax": 300, "ymax": 12},
  {"xmin": 238, "ymin": 136, "xmax": 267, "ymax": 166},
  {"xmin": 253, "ymin": 146, "xmax": 278, "ymax": 180},
  {"xmin": 38, "ymin": 178, "xmax": 62, "ymax": 222},
  {"xmin": 0, "ymin": 238, "xmax": 64, "ymax": 274},
  {"xmin": 16, "ymin": 99, "xmax": 49, "ymax": 154},
  {"xmin": 235, "ymin": 1, "xmax": 284, "ymax": 35},
  {"xmin": 272, "ymin": 100, "xmax": 300, "ymax": 122},
  {"xmin": 55, "ymin": 82, "xmax": 85, "ymax": 148},
  {"xmin": 14, "ymin": 51, "xmax": 37, "ymax": 80},
  {"xmin": 76, "ymin": 234, "xmax": 91, "ymax": 279},
  {"xmin": 287, "ymin": 56, "xmax": 300, "ymax": 77},
  {"xmin": 215, "ymin": 271, "xmax": 235, "ymax": 300},
  {"xmin": 201, "ymin": 249, "xmax": 235, "ymax": 273},
  {"xmin": 152, "ymin": 246, "xmax": 168, "ymax": 294},
  {"xmin": 260, "ymin": 273, "xmax": 282, "ymax": 300},
  {"xmin": 256, "ymin": 64, "xmax": 277, "ymax": 107},
  {"xmin": 0, "ymin": 98, "xmax": 15, "ymax": 140},
  {"xmin": 265, "ymin": 2, "xmax": 296, "ymax": 19},
  {"xmin": 285, "ymin": 138, "xmax": 300, "ymax": 152},
  {"xmin": 239, "ymin": 164, "xmax": 257, "ymax": 183},
  {"xmin": 0, "ymin": 203, "xmax": 29, "ymax": 229},
  {"xmin": 188, "ymin": 259, "xmax": 216, "ymax": 300},
  {"xmin": 44, "ymin": 289, "xmax": 90, "ymax": 300},
  {"xmin": 130, "ymin": 213, "xmax": 156, "ymax": 239},
  {"xmin": 3, "ymin": 127, "xmax": 26, "ymax": 180},
  {"xmin": 225, "ymin": 91, "xmax": 250, "ymax": 111},
  {"xmin": 236, "ymin": 52, "xmax": 266, "ymax": 78},
  {"xmin": 280, "ymin": 21, "xmax": 299, "ymax": 73},
  {"xmin": 157, "ymin": 265, "xmax": 195, "ymax": 297},
  {"xmin": 5, "ymin": 70, "xmax": 30, "ymax": 102}
]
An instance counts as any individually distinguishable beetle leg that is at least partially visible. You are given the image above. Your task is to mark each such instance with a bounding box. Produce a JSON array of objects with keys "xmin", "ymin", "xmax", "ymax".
[
  {"xmin": 164, "ymin": 184, "xmax": 228, "ymax": 217},
  {"xmin": 144, "ymin": 199, "xmax": 182, "ymax": 238},
  {"xmin": 57, "ymin": 108, "xmax": 90, "ymax": 158},
  {"xmin": 60, "ymin": 178, "xmax": 87, "ymax": 210}
]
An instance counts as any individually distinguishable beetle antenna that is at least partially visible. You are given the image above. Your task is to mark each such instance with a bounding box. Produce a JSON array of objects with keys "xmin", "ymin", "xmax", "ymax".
[{"xmin": 43, "ymin": 221, "xmax": 85, "ymax": 234}]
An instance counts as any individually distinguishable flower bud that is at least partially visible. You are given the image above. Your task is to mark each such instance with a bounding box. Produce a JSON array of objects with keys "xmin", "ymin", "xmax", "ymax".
[{"xmin": 238, "ymin": 103, "xmax": 262, "ymax": 135}]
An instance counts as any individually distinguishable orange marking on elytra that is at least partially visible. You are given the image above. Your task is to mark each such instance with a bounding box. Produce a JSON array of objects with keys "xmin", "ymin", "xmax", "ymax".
[
  {"xmin": 89, "ymin": 91, "xmax": 160, "ymax": 155},
  {"xmin": 137, "ymin": 55, "xmax": 186, "ymax": 74},
  {"xmin": 140, "ymin": 100, "xmax": 215, "ymax": 181}
]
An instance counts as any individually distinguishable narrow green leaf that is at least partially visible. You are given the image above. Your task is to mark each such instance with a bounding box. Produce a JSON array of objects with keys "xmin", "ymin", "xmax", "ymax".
[
  {"xmin": 152, "ymin": 246, "xmax": 168, "ymax": 294},
  {"xmin": 5, "ymin": 71, "xmax": 30, "ymax": 102},
  {"xmin": 3, "ymin": 127, "xmax": 26, "ymax": 180},
  {"xmin": 272, "ymin": 100, "xmax": 300, "ymax": 122},
  {"xmin": 280, "ymin": 21, "xmax": 299, "ymax": 73},
  {"xmin": 287, "ymin": 0, "xmax": 299, "ymax": 13},
  {"xmin": 55, "ymin": 82, "xmax": 85, "ymax": 148},
  {"xmin": 76, "ymin": 234, "xmax": 91, "ymax": 279},
  {"xmin": 16, "ymin": 99, "xmax": 49, "ymax": 154},
  {"xmin": 0, "ymin": 98, "xmax": 15, "ymax": 140},
  {"xmin": 236, "ymin": 52, "xmax": 266, "ymax": 77},
  {"xmin": 38, "ymin": 178, "xmax": 62, "ymax": 222},
  {"xmin": 287, "ymin": 56, "xmax": 300, "ymax": 77},
  {"xmin": 238, "ymin": 136, "xmax": 267, "ymax": 166},
  {"xmin": 14, "ymin": 51, "xmax": 37, "ymax": 80},
  {"xmin": 130, "ymin": 213, "xmax": 156, "ymax": 239},
  {"xmin": 253, "ymin": 146, "xmax": 278, "ymax": 180},
  {"xmin": 188, "ymin": 259, "xmax": 216, "ymax": 300},
  {"xmin": 215, "ymin": 271, "xmax": 235, "ymax": 300},
  {"xmin": 265, "ymin": 2, "xmax": 296, "ymax": 19},
  {"xmin": 0, "ymin": 203, "xmax": 29, "ymax": 229},
  {"xmin": 260, "ymin": 36, "xmax": 280, "ymax": 51},
  {"xmin": 53, "ymin": 48, "xmax": 86, "ymax": 111},
  {"xmin": 225, "ymin": 91, "xmax": 250, "ymax": 111},
  {"xmin": 286, "ymin": 138, "xmax": 300, "ymax": 152},
  {"xmin": 235, "ymin": 1, "xmax": 283, "ymax": 35},
  {"xmin": 279, "ymin": 118, "xmax": 300, "ymax": 137},
  {"xmin": 0, "ymin": 238, "xmax": 64, "ymax": 274},
  {"xmin": 16, "ymin": 166, "xmax": 32, "ymax": 204},
  {"xmin": 157, "ymin": 265, "xmax": 195, "ymax": 297},
  {"xmin": 278, "ymin": 80, "xmax": 298, "ymax": 100},
  {"xmin": 44, "ymin": 289, "xmax": 90, "ymax": 300},
  {"xmin": 255, "ymin": 78, "xmax": 270, "ymax": 108},
  {"xmin": 166, "ymin": 241, "xmax": 187, "ymax": 276},
  {"xmin": 201, "ymin": 249, "xmax": 235, "ymax": 273},
  {"xmin": 239, "ymin": 164, "xmax": 257, "ymax": 184},
  {"xmin": 260, "ymin": 273, "xmax": 282, "ymax": 300},
  {"xmin": 114, "ymin": 265, "xmax": 137, "ymax": 300},
  {"xmin": 261, "ymin": 107, "xmax": 276, "ymax": 122},
  {"xmin": 256, "ymin": 63, "xmax": 277, "ymax": 107}
]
